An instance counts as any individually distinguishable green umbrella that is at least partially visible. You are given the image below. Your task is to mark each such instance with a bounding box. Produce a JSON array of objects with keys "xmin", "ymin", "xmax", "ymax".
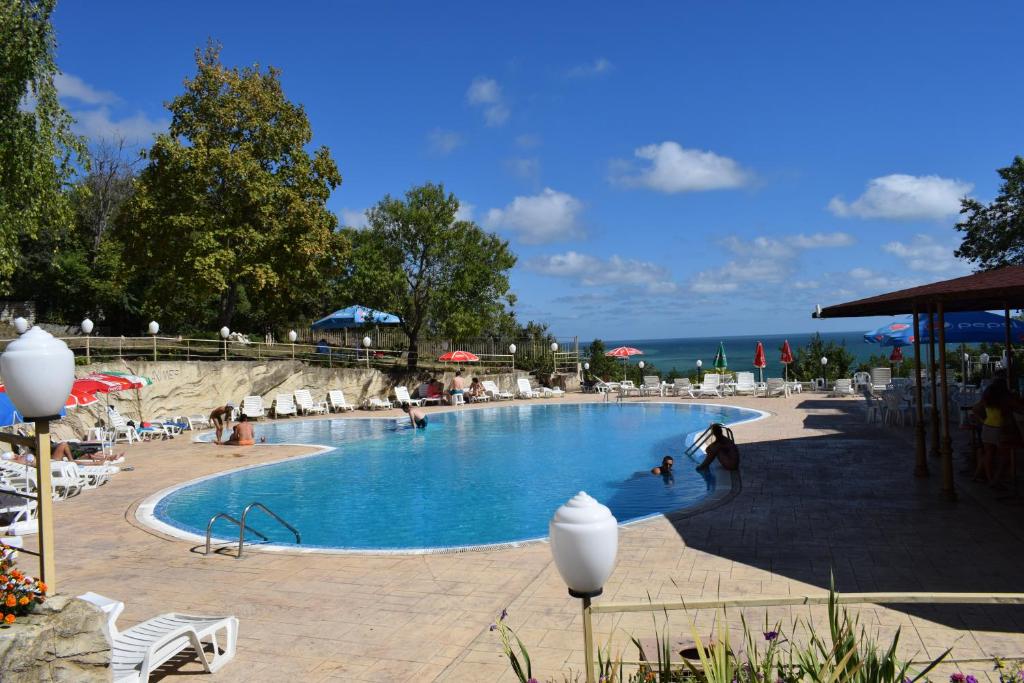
[{"xmin": 713, "ymin": 341, "xmax": 728, "ymax": 372}]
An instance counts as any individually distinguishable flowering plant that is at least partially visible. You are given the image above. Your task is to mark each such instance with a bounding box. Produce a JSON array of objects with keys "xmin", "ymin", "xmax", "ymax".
[{"xmin": 0, "ymin": 543, "xmax": 46, "ymax": 626}]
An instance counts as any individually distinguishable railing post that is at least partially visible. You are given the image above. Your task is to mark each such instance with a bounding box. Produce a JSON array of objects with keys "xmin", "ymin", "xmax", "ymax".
[
  {"xmin": 582, "ymin": 595, "xmax": 595, "ymax": 683},
  {"xmin": 34, "ymin": 418, "xmax": 57, "ymax": 593}
]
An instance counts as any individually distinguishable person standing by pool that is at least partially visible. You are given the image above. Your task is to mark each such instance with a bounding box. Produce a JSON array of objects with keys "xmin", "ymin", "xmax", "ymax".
[
  {"xmin": 209, "ymin": 403, "xmax": 234, "ymax": 444},
  {"xmin": 696, "ymin": 423, "xmax": 740, "ymax": 471},
  {"xmin": 448, "ymin": 370, "xmax": 466, "ymax": 403},
  {"xmin": 401, "ymin": 403, "xmax": 428, "ymax": 429}
]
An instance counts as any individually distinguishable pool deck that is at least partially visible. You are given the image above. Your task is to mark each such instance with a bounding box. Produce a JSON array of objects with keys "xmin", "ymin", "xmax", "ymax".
[{"xmin": 18, "ymin": 392, "xmax": 1024, "ymax": 681}]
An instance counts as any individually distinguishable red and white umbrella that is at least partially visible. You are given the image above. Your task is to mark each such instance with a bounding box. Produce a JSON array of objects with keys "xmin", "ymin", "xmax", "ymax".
[
  {"xmin": 753, "ymin": 341, "xmax": 767, "ymax": 384},
  {"xmin": 889, "ymin": 346, "xmax": 904, "ymax": 363},
  {"xmin": 780, "ymin": 340, "xmax": 794, "ymax": 382},
  {"xmin": 438, "ymin": 350, "xmax": 479, "ymax": 363},
  {"xmin": 605, "ymin": 346, "xmax": 643, "ymax": 380}
]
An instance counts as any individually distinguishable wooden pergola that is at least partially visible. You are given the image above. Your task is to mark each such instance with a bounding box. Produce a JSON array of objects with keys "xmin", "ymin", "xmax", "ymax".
[{"xmin": 816, "ymin": 264, "xmax": 1024, "ymax": 501}]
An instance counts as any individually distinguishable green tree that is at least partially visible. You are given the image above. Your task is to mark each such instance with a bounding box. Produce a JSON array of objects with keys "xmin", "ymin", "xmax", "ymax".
[
  {"xmin": 0, "ymin": 0, "xmax": 86, "ymax": 290},
  {"xmin": 790, "ymin": 333, "xmax": 855, "ymax": 382},
  {"xmin": 955, "ymin": 155, "xmax": 1024, "ymax": 270},
  {"xmin": 344, "ymin": 182, "xmax": 517, "ymax": 369},
  {"xmin": 113, "ymin": 42, "xmax": 344, "ymax": 333}
]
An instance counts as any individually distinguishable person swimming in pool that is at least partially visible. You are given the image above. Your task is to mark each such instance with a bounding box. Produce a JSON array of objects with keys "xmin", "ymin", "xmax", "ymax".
[
  {"xmin": 651, "ymin": 455, "xmax": 674, "ymax": 476},
  {"xmin": 401, "ymin": 403, "xmax": 428, "ymax": 429}
]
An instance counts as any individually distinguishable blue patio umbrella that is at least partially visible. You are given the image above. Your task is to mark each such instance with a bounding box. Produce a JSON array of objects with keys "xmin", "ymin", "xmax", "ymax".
[
  {"xmin": 311, "ymin": 305, "xmax": 401, "ymax": 331},
  {"xmin": 0, "ymin": 393, "xmax": 66, "ymax": 427},
  {"xmin": 864, "ymin": 311, "xmax": 1024, "ymax": 346}
]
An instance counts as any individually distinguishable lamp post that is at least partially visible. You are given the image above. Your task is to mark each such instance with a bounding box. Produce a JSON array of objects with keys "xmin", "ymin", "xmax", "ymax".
[
  {"xmin": 148, "ymin": 321, "xmax": 159, "ymax": 361},
  {"xmin": 509, "ymin": 343, "xmax": 517, "ymax": 374},
  {"xmin": 549, "ymin": 492, "xmax": 619, "ymax": 683},
  {"xmin": 288, "ymin": 330, "xmax": 297, "ymax": 360},
  {"xmin": 551, "ymin": 342, "xmax": 559, "ymax": 374},
  {"xmin": 81, "ymin": 318, "xmax": 94, "ymax": 364},
  {"xmin": 696, "ymin": 359, "xmax": 703, "ymax": 383},
  {"xmin": 980, "ymin": 352, "xmax": 990, "ymax": 379},
  {"xmin": 820, "ymin": 356, "xmax": 828, "ymax": 391},
  {"xmin": 363, "ymin": 335, "xmax": 372, "ymax": 369},
  {"xmin": 220, "ymin": 326, "xmax": 230, "ymax": 361},
  {"xmin": 0, "ymin": 327, "xmax": 76, "ymax": 592}
]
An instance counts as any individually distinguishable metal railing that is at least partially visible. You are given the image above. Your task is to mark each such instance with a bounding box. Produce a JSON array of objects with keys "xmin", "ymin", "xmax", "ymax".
[
  {"xmin": 684, "ymin": 423, "xmax": 734, "ymax": 457},
  {"xmin": 204, "ymin": 501, "xmax": 300, "ymax": 558}
]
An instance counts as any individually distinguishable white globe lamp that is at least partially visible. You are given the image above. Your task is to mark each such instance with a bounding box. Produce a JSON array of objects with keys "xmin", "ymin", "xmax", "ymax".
[
  {"xmin": 288, "ymin": 330, "xmax": 297, "ymax": 343},
  {"xmin": 147, "ymin": 320, "xmax": 159, "ymax": 335},
  {"xmin": 219, "ymin": 326, "xmax": 230, "ymax": 361},
  {"xmin": 80, "ymin": 318, "xmax": 94, "ymax": 335},
  {"xmin": 584, "ymin": 362, "xmax": 590, "ymax": 370},
  {"xmin": 0, "ymin": 328, "xmax": 75, "ymax": 420},
  {"xmin": 362, "ymin": 336, "xmax": 372, "ymax": 368},
  {"xmin": 13, "ymin": 317, "xmax": 28, "ymax": 335},
  {"xmin": 549, "ymin": 492, "xmax": 618, "ymax": 683},
  {"xmin": 508, "ymin": 343, "xmax": 517, "ymax": 354},
  {"xmin": 362, "ymin": 336, "xmax": 372, "ymax": 348},
  {"xmin": 638, "ymin": 360, "xmax": 645, "ymax": 370},
  {"xmin": 551, "ymin": 342, "xmax": 559, "ymax": 352}
]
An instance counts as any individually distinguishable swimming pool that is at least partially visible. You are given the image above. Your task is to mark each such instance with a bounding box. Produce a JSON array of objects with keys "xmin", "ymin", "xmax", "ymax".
[{"xmin": 147, "ymin": 402, "xmax": 763, "ymax": 552}]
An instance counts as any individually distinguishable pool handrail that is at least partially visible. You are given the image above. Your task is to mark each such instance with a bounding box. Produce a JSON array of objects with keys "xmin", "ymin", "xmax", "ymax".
[
  {"xmin": 684, "ymin": 423, "xmax": 735, "ymax": 457},
  {"xmin": 203, "ymin": 502, "xmax": 300, "ymax": 557}
]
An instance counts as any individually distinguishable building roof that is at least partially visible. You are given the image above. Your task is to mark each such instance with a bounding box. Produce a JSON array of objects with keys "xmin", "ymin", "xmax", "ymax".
[{"xmin": 818, "ymin": 265, "xmax": 1024, "ymax": 318}]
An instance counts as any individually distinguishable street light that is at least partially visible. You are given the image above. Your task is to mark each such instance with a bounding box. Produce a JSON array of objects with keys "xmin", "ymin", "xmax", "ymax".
[
  {"xmin": 509, "ymin": 343, "xmax": 517, "ymax": 374},
  {"xmin": 13, "ymin": 317, "xmax": 28, "ymax": 334},
  {"xmin": 0, "ymin": 327, "xmax": 76, "ymax": 592},
  {"xmin": 288, "ymin": 330, "xmax": 297, "ymax": 360},
  {"xmin": 81, "ymin": 318, "xmax": 94, "ymax": 364},
  {"xmin": 220, "ymin": 326, "xmax": 230, "ymax": 361},
  {"xmin": 363, "ymin": 335, "xmax": 372, "ymax": 369},
  {"xmin": 551, "ymin": 342, "xmax": 559, "ymax": 374},
  {"xmin": 696, "ymin": 359, "xmax": 703, "ymax": 383},
  {"xmin": 148, "ymin": 321, "xmax": 159, "ymax": 361},
  {"xmin": 549, "ymin": 492, "xmax": 618, "ymax": 683},
  {"xmin": 820, "ymin": 356, "xmax": 828, "ymax": 390}
]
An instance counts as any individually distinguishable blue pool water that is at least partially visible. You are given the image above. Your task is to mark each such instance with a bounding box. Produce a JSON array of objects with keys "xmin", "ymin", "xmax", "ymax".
[{"xmin": 155, "ymin": 403, "xmax": 761, "ymax": 551}]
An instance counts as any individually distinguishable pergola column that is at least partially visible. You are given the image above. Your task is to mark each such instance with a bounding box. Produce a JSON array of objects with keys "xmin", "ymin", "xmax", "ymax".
[
  {"xmin": 937, "ymin": 302, "xmax": 956, "ymax": 501},
  {"xmin": 912, "ymin": 306, "xmax": 927, "ymax": 477},
  {"xmin": 928, "ymin": 306, "xmax": 940, "ymax": 460}
]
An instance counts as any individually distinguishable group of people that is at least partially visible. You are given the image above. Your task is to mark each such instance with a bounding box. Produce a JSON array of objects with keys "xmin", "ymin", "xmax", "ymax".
[
  {"xmin": 971, "ymin": 370, "xmax": 1023, "ymax": 488},
  {"xmin": 421, "ymin": 371, "xmax": 487, "ymax": 405},
  {"xmin": 209, "ymin": 404, "xmax": 256, "ymax": 445}
]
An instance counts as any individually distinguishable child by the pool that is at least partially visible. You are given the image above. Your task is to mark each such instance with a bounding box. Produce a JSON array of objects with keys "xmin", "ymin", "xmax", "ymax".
[{"xmin": 401, "ymin": 403, "xmax": 428, "ymax": 429}]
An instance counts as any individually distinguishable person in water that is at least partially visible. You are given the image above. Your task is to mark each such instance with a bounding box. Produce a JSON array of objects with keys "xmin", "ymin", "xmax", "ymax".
[
  {"xmin": 401, "ymin": 403, "xmax": 428, "ymax": 429},
  {"xmin": 224, "ymin": 414, "xmax": 255, "ymax": 446},
  {"xmin": 696, "ymin": 423, "xmax": 740, "ymax": 471},
  {"xmin": 651, "ymin": 455, "xmax": 674, "ymax": 476}
]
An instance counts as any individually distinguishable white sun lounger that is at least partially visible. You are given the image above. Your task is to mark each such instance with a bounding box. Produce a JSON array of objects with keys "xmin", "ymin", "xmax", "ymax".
[
  {"xmin": 482, "ymin": 380, "xmax": 513, "ymax": 400},
  {"xmin": 732, "ymin": 372, "xmax": 758, "ymax": 396},
  {"xmin": 293, "ymin": 389, "xmax": 327, "ymax": 415},
  {"xmin": 516, "ymin": 378, "xmax": 542, "ymax": 399},
  {"xmin": 107, "ymin": 409, "xmax": 140, "ymax": 444},
  {"xmin": 78, "ymin": 592, "xmax": 238, "ymax": 683},
  {"xmin": 393, "ymin": 386, "xmax": 424, "ymax": 407},
  {"xmin": 364, "ymin": 396, "xmax": 392, "ymax": 410},
  {"xmin": 0, "ymin": 489, "xmax": 37, "ymax": 536},
  {"xmin": 640, "ymin": 376, "xmax": 663, "ymax": 396},
  {"xmin": 694, "ymin": 373, "xmax": 722, "ymax": 397},
  {"xmin": 672, "ymin": 378, "xmax": 695, "ymax": 398},
  {"xmin": 327, "ymin": 390, "xmax": 356, "ymax": 412},
  {"xmin": 240, "ymin": 396, "xmax": 265, "ymax": 420},
  {"xmin": 271, "ymin": 394, "xmax": 297, "ymax": 418}
]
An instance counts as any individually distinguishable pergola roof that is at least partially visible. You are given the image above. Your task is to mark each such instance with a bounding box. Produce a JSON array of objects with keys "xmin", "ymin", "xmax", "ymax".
[{"xmin": 818, "ymin": 265, "xmax": 1024, "ymax": 318}]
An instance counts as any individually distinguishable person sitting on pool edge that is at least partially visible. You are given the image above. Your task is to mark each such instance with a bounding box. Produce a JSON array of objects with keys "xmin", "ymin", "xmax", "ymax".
[
  {"xmin": 224, "ymin": 414, "xmax": 256, "ymax": 446},
  {"xmin": 696, "ymin": 423, "xmax": 740, "ymax": 471},
  {"xmin": 651, "ymin": 455, "xmax": 673, "ymax": 476},
  {"xmin": 401, "ymin": 403, "xmax": 427, "ymax": 429}
]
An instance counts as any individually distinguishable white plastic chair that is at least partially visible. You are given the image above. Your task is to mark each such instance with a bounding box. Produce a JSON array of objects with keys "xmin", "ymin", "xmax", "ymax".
[
  {"xmin": 451, "ymin": 392, "xmax": 465, "ymax": 406},
  {"xmin": 327, "ymin": 390, "xmax": 355, "ymax": 412},
  {"xmin": 393, "ymin": 386, "xmax": 424, "ymax": 407},
  {"xmin": 695, "ymin": 374, "xmax": 721, "ymax": 397},
  {"xmin": 240, "ymin": 396, "xmax": 265, "ymax": 420},
  {"xmin": 78, "ymin": 592, "xmax": 238, "ymax": 682},
  {"xmin": 482, "ymin": 380, "xmax": 512, "ymax": 400},
  {"xmin": 293, "ymin": 389, "xmax": 327, "ymax": 415},
  {"xmin": 516, "ymin": 378, "xmax": 541, "ymax": 399}
]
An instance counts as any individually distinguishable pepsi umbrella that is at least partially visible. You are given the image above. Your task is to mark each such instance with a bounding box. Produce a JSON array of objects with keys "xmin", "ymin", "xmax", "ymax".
[
  {"xmin": 864, "ymin": 311, "xmax": 1024, "ymax": 346},
  {"xmin": 0, "ymin": 392, "xmax": 67, "ymax": 427},
  {"xmin": 312, "ymin": 305, "xmax": 401, "ymax": 331}
]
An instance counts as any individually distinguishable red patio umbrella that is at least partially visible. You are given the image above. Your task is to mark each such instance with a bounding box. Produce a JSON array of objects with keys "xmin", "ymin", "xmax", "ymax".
[
  {"xmin": 438, "ymin": 350, "xmax": 479, "ymax": 362},
  {"xmin": 889, "ymin": 345, "xmax": 904, "ymax": 376},
  {"xmin": 753, "ymin": 342, "xmax": 767, "ymax": 384},
  {"xmin": 780, "ymin": 340, "xmax": 794, "ymax": 382},
  {"xmin": 605, "ymin": 346, "xmax": 643, "ymax": 380}
]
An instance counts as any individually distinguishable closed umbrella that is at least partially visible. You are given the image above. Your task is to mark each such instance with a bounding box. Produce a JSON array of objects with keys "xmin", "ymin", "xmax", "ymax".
[
  {"xmin": 753, "ymin": 342, "xmax": 767, "ymax": 384},
  {"xmin": 605, "ymin": 346, "xmax": 643, "ymax": 380},
  {"xmin": 713, "ymin": 342, "xmax": 728, "ymax": 374},
  {"xmin": 780, "ymin": 340, "xmax": 794, "ymax": 382},
  {"xmin": 889, "ymin": 346, "xmax": 904, "ymax": 376}
]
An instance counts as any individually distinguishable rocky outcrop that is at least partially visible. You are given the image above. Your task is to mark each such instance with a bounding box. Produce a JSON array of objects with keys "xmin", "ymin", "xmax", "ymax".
[
  {"xmin": 0, "ymin": 595, "xmax": 111, "ymax": 682},
  {"xmin": 55, "ymin": 360, "xmax": 536, "ymax": 439}
]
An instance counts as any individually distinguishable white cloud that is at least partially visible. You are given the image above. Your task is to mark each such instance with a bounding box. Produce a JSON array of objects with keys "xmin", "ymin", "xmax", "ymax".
[
  {"xmin": 847, "ymin": 267, "xmax": 921, "ymax": 292},
  {"xmin": 55, "ymin": 73, "xmax": 117, "ymax": 105},
  {"xmin": 466, "ymin": 77, "xmax": 509, "ymax": 126},
  {"xmin": 340, "ymin": 208, "xmax": 368, "ymax": 229},
  {"xmin": 526, "ymin": 251, "xmax": 677, "ymax": 294},
  {"xmin": 566, "ymin": 57, "xmax": 612, "ymax": 78},
  {"xmin": 611, "ymin": 141, "xmax": 749, "ymax": 193},
  {"xmin": 505, "ymin": 157, "xmax": 541, "ymax": 182},
  {"xmin": 454, "ymin": 202, "xmax": 474, "ymax": 222},
  {"xmin": 789, "ymin": 232, "xmax": 855, "ymax": 248},
  {"xmin": 792, "ymin": 280, "xmax": 820, "ymax": 290},
  {"xmin": 72, "ymin": 107, "xmax": 166, "ymax": 144},
  {"xmin": 515, "ymin": 133, "xmax": 541, "ymax": 149},
  {"xmin": 882, "ymin": 234, "xmax": 970, "ymax": 274},
  {"xmin": 828, "ymin": 174, "xmax": 972, "ymax": 221},
  {"xmin": 426, "ymin": 128, "xmax": 463, "ymax": 156},
  {"xmin": 484, "ymin": 188, "xmax": 583, "ymax": 244}
]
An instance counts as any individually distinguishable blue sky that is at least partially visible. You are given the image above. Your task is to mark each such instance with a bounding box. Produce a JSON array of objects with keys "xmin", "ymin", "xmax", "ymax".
[{"xmin": 51, "ymin": 2, "xmax": 1023, "ymax": 340}]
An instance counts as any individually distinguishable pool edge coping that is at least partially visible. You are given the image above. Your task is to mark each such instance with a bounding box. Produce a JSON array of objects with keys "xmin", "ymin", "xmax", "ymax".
[{"xmin": 135, "ymin": 400, "xmax": 770, "ymax": 555}]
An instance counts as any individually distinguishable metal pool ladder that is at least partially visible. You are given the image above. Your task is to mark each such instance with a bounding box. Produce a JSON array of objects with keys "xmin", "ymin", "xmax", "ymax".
[
  {"xmin": 684, "ymin": 423, "xmax": 735, "ymax": 457},
  {"xmin": 204, "ymin": 501, "xmax": 301, "ymax": 558}
]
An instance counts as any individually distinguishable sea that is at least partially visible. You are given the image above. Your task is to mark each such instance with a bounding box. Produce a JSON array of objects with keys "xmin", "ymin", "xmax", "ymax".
[{"xmin": 597, "ymin": 331, "xmax": 877, "ymax": 378}]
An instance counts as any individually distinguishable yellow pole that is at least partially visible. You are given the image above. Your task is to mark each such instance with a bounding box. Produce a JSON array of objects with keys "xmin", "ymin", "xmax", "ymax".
[
  {"xmin": 34, "ymin": 418, "xmax": 56, "ymax": 593},
  {"xmin": 582, "ymin": 596, "xmax": 595, "ymax": 683}
]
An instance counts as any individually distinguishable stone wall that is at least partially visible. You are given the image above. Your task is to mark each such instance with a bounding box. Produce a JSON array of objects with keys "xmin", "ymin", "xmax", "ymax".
[
  {"xmin": 0, "ymin": 595, "xmax": 110, "ymax": 682},
  {"xmin": 55, "ymin": 360, "xmax": 550, "ymax": 439}
]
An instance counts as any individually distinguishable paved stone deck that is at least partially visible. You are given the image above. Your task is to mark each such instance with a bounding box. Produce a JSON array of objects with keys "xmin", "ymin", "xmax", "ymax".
[{"xmin": 16, "ymin": 392, "xmax": 1024, "ymax": 682}]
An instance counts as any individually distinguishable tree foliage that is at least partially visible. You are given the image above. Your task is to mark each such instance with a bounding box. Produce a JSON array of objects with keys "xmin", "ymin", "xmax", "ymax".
[
  {"xmin": 789, "ymin": 333, "xmax": 855, "ymax": 381},
  {"xmin": 112, "ymin": 42, "xmax": 345, "ymax": 333},
  {"xmin": 0, "ymin": 0, "xmax": 86, "ymax": 290},
  {"xmin": 343, "ymin": 182, "xmax": 517, "ymax": 368},
  {"xmin": 955, "ymin": 155, "xmax": 1024, "ymax": 270}
]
